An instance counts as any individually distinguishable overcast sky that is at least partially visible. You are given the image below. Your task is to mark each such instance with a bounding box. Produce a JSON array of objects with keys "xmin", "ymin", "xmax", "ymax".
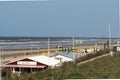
[{"xmin": 0, "ymin": 0, "xmax": 119, "ymax": 37}]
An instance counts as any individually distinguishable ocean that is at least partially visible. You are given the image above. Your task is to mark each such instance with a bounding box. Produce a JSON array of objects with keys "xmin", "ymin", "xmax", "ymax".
[{"xmin": 0, "ymin": 37, "xmax": 118, "ymax": 51}]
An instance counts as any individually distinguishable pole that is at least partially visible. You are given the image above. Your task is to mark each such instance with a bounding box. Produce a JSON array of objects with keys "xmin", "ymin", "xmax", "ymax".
[
  {"xmin": 38, "ymin": 48, "xmax": 40, "ymax": 55},
  {"xmin": 0, "ymin": 49, "xmax": 1, "ymax": 80},
  {"xmin": 0, "ymin": 48, "xmax": 3, "ymax": 80},
  {"xmin": 31, "ymin": 47, "xmax": 32, "ymax": 56},
  {"xmin": 72, "ymin": 36, "xmax": 75, "ymax": 52},
  {"xmin": 72, "ymin": 36, "xmax": 75, "ymax": 64},
  {"xmin": 48, "ymin": 38, "xmax": 50, "ymax": 55},
  {"xmin": 119, "ymin": 0, "xmax": 120, "ymax": 39},
  {"xmin": 109, "ymin": 22, "xmax": 113, "ymax": 56},
  {"xmin": 109, "ymin": 22, "xmax": 111, "ymax": 48}
]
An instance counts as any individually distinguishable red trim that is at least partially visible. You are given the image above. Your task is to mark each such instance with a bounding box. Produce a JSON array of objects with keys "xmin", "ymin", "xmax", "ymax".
[{"xmin": 7, "ymin": 58, "xmax": 48, "ymax": 67}]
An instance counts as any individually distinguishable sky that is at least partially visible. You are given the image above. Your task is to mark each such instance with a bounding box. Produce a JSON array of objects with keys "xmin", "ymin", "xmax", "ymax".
[{"xmin": 0, "ymin": 0, "xmax": 119, "ymax": 37}]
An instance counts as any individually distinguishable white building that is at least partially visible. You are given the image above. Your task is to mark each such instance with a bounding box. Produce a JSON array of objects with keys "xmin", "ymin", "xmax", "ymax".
[{"xmin": 49, "ymin": 53, "xmax": 79, "ymax": 63}]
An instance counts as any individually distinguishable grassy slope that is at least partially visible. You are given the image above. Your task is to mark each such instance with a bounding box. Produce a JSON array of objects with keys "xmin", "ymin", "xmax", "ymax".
[
  {"xmin": 5, "ymin": 52, "xmax": 120, "ymax": 80},
  {"xmin": 66, "ymin": 53, "xmax": 120, "ymax": 79}
]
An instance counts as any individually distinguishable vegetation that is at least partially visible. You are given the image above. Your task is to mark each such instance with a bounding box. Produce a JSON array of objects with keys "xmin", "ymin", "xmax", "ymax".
[
  {"xmin": 76, "ymin": 49, "xmax": 110, "ymax": 63},
  {"xmin": 2, "ymin": 51, "xmax": 120, "ymax": 80}
]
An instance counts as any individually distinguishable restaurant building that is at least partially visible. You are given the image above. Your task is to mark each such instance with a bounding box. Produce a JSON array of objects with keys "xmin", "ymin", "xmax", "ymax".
[{"xmin": 3, "ymin": 55, "xmax": 61, "ymax": 75}]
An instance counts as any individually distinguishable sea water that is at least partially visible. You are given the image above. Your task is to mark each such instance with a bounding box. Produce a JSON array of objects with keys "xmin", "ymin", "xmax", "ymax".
[{"xmin": 0, "ymin": 37, "xmax": 118, "ymax": 51}]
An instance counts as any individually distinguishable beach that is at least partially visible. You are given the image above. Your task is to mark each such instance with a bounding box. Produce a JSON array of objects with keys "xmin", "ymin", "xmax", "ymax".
[
  {"xmin": 0, "ymin": 37, "xmax": 114, "ymax": 65},
  {"xmin": 0, "ymin": 45, "xmax": 103, "ymax": 64}
]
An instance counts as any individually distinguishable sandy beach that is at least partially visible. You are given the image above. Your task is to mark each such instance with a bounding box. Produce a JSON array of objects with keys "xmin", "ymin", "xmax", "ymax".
[{"xmin": 0, "ymin": 45, "xmax": 103, "ymax": 64}]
